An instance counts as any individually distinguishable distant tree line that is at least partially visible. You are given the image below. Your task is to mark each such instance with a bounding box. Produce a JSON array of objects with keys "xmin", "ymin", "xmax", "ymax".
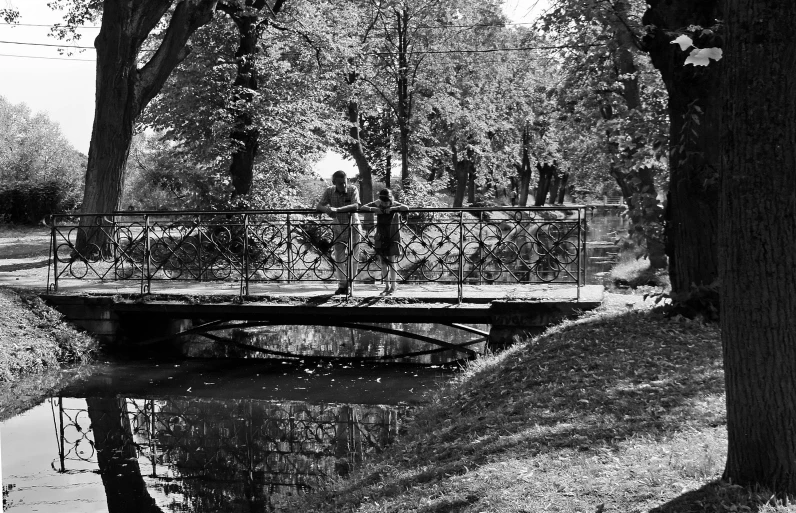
[{"xmin": 0, "ymin": 96, "xmax": 85, "ymax": 223}]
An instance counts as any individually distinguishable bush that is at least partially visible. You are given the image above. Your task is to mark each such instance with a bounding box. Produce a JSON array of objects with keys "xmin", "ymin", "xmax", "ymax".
[
  {"xmin": 610, "ymin": 256, "xmax": 669, "ymax": 289},
  {"xmin": 0, "ymin": 180, "xmax": 81, "ymax": 224}
]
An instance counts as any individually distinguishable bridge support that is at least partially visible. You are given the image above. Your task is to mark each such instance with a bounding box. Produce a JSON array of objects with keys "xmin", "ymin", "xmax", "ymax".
[{"xmin": 487, "ymin": 300, "xmax": 585, "ymax": 351}]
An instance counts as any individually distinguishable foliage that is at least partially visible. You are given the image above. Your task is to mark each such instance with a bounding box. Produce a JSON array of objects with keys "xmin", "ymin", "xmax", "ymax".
[
  {"xmin": 609, "ymin": 256, "xmax": 669, "ymax": 290},
  {"xmin": 0, "ymin": 180, "xmax": 81, "ymax": 224},
  {"xmin": 539, "ymin": 0, "xmax": 669, "ymax": 190},
  {"xmin": 0, "ymin": 287, "xmax": 96, "ymax": 383},
  {"xmin": 138, "ymin": 3, "xmax": 344, "ymax": 208},
  {"xmin": 648, "ymin": 280, "xmax": 721, "ymax": 322},
  {"xmin": 123, "ymin": 131, "xmax": 319, "ymax": 210},
  {"xmin": 0, "ymin": 96, "xmax": 85, "ymax": 222}
]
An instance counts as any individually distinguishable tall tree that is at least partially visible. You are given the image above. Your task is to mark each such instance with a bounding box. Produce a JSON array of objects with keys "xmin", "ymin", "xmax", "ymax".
[
  {"xmin": 720, "ymin": 0, "xmax": 796, "ymax": 491},
  {"xmin": 542, "ymin": 0, "xmax": 718, "ymax": 299},
  {"xmin": 641, "ymin": 0, "xmax": 722, "ymax": 296},
  {"xmin": 140, "ymin": 1, "xmax": 341, "ymax": 208},
  {"xmin": 216, "ymin": 0, "xmax": 286, "ymax": 196},
  {"xmin": 51, "ymin": 0, "xmax": 219, "ymax": 246}
]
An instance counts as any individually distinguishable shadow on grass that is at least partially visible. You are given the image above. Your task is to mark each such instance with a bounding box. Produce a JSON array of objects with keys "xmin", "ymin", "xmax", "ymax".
[
  {"xmin": 291, "ymin": 304, "xmax": 727, "ymax": 511},
  {"xmin": 651, "ymin": 480, "xmax": 784, "ymax": 513}
]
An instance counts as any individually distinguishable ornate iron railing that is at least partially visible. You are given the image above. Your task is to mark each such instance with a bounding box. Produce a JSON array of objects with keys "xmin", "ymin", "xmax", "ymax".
[{"xmin": 48, "ymin": 207, "xmax": 586, "ymax": 300}]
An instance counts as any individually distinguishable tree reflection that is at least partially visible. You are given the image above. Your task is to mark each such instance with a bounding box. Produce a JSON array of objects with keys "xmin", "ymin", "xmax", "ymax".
[
  {"xmin": 86, "ymin": 397, "xmax": 164, "ymax": 513},
  {"xmin": 72, "ymin": 397, "xmax": 404, "ymax": 512}
]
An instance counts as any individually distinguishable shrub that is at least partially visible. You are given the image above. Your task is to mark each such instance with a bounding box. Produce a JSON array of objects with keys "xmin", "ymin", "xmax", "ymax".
[{"xmin": 0, "ymin": 180, "xmax": 81, "ymax": 224}]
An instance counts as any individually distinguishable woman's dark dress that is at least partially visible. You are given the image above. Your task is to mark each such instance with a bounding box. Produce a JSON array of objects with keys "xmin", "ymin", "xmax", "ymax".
[{"xmin": 374, "ymin": 210, "xmax": 401, "ymax": 257}]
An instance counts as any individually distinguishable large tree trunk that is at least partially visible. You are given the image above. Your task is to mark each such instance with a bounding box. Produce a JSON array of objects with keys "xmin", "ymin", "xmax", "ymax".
[
  {"xmin": 395, "ymin": 9, "xmax": 412, "ymax": 189},
  {"xmin": 346, "ymin": 98, "xmax": 374, "ymax": 222},
  {"xmin": 642, "ymin": 0, "xmax": 721, "ymax": 295},
  {"xmin": 467, "ymin": 163, "xmax": 476, "ymax": 204},
  {"xmin": 515, "ymin": 126, "xmax": 532, "ymax": 206},
  {"xmin": 451, "ymin": 146, "xmax": 473, "ymax": 208},
  {"xmin": 534, "ymin": 162, "xmax": 555, "ymax": 206},
  {"xmin": 721, "ymin": 0, "xmax": 796, "ymax": 491},
  {"xmin": 219, "ymin": 0, "xmax": 285, "ymax": 196},
  {"xmin": 80, "ymin": 0, "xmax": 217, "ymax": 249}
]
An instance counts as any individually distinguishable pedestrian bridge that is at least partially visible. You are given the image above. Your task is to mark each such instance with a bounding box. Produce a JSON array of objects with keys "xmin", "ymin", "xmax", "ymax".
[{"xmin": 43, "ymin": 207, "xmax": 602, "ymax": 355}]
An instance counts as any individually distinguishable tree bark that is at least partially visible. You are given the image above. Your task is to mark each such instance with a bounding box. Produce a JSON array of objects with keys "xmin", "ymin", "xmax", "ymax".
[
  {"xmin": 346, "ymin": 97, "xmax": 374, "ymax": 222},
  {"xmin": 219, "ymin": 0, "xmax": 285, "ymax": 196},
  {"xmin": 451, "ymin": 145, "xmax": 472, "ymax": 208},
  {"xmin": 467, "ymin": 163, "xmax": 476, "ymax": 204},
  {"xmin": 534, "ymin": 162, "xmax": 555, "ymax": 207},
  {"xmin": 80, "ymin": 0, "xmax": 217, "ymax": 248},
  {"xmin": 395, "ymin": 8, "xmax": 412, "ymax": 189},
  {"xmin": 642, "ymin": 0, "xmax": 721, "ymax": 294},
  {"xmin": 516, "ymin": 126, "xmax": 532, "ymax": 206},
  {"xmin": 720, "ymin": 0, "xmax": 796, "ymax": 492}
]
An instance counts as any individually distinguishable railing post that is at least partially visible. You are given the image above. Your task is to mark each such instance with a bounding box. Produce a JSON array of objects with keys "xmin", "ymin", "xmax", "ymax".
[
  {"xmin": 49, "ymin": 217, "xmax": 58, "ymax": 292},
  {"xmin": 198, "ymin": 215, "xmax": 204, "ymax": 282},
  {"xmin": 149, "ymin": 399, "xmax": 158, "ymax": 478},
  {"xmin": 111, "ymin": 214, "xmax": 119, "ymax": 279},
  {"xmin": 458, "ymin": 211, "xmax": 464, "ymax": 303},
  {"xmin": 347, "ymin": 212, "xmax": 354, "ymax": 298},
  {"xmin": 241, "ymin": 213, "xmax": 249, "ymax": 298},
  {"xmin": 286, "ymin": 213, "xmax": 293, "ymax": 283},
  {"xmin": 578, "ymin": 207, "xmax": 584, "ymax": 302},
  {"xmin": 143, "ymin": 214, "xmax": 151, "ymax": 294},
  {"xmin": 58, "ymin": 396, "xmax": 65, "ymax": 473}
]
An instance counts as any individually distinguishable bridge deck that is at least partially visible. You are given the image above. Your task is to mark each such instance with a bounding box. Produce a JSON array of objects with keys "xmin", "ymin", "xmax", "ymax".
[{"xmin": 41, "ymin": 283, "xmax": 603, "ymax": 325}]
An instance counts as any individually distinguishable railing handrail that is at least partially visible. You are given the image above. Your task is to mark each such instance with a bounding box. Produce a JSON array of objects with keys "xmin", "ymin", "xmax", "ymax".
[{"xmin": 49, "ymin": 205, "xmax": 587, "ymax": 219}]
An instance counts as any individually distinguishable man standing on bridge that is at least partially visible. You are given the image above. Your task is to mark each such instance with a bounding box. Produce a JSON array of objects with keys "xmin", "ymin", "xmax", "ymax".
[{"xmin": 316, "ymin": 170, "xmax": 361, "ymax": 295}]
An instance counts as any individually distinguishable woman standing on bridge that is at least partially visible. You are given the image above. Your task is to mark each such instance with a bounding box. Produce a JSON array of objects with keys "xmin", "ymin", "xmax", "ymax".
[{"xmin": 362, "ymin": 189, "xmax": 409, "ymax": 295}]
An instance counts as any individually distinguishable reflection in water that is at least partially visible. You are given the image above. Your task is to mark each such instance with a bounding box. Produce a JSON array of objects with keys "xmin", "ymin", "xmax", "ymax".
[
  {"xmin": 184, "ymin": 323, "xmax": 488, "ymax": 365},
  {"xmin": 585, "ymin": 208, "xmax": 627, "ymax": 283},
  {"xmin": 40, "ymin": 396, "xmax": 404, "ymax": 512}
]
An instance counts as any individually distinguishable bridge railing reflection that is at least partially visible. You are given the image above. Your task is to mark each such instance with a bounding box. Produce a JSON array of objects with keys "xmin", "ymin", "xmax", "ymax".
[
  {"xmin": 51, "ymin": 397, "xmax": 404, "ymax": 500},
  {"xmin": 48, "ymin": 207, "xmax": 586, "ymax": 299}
]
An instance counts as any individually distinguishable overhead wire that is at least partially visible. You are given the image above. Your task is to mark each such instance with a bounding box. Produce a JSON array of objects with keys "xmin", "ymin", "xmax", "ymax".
[
  {"xmin": 0, "ymin": 22, "xmax": 100, "ymax": 28},
  {"xmin": 0, "ymin": 39, "xmax": 93, "ymax": 49},
  {"xmin": 0, "ymin": 52, "xmax": 94, "ymax": 61}
]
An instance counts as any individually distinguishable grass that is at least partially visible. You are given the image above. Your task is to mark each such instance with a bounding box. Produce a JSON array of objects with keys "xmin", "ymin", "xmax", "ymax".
[
  {"xmin": 0, "ymin": 287, "xmax": 96, "ymax": 391},
  {"xmin": 276, "ymin": 293, "xmax": 796, "ymax": 513}
]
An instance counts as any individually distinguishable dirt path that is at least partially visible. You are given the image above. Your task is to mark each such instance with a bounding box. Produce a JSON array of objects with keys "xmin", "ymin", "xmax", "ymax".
[{"xmin": 0, "ymin": 225, "xmax": 51, "ymax": 290}]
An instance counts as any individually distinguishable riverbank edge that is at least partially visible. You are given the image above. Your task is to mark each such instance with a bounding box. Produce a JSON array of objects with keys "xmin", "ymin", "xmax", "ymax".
[{"xmin": 0, "ymin": 286, "xmax": 98, "ymax": 421}]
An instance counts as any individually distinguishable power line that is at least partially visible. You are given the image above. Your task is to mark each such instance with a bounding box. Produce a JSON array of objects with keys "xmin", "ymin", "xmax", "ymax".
[
  {"xmin": 0, "ymin": 40, "xmax": 93, "ymax": 49},
  {"xmin": 0, "ymin": 22, "xmax": 100, "ymax": 28},
  {"xmin": 0, "ymin": 53, "xmax": 94, "ymax": 61}
]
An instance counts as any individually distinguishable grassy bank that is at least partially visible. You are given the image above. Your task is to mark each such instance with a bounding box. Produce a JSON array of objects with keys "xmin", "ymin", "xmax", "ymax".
[
  {"xmin": 0, "ymin": 287, "xmax": 96, "ymax": 420},
  {"xmin": 278, "ymin": 293, "xmax": 794, "ymax": 512}
]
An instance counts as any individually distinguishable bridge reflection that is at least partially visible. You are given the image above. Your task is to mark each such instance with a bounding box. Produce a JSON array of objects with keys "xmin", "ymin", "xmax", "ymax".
[{"xmin": 51, "ymin": 396, "xmax": 404, "ymax": 512}]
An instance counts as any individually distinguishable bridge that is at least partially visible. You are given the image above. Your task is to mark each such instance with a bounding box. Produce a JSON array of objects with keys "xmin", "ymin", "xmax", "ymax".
[{"xmin": 42, "ymin": 207, "xmax": 603, "ymax": 357}]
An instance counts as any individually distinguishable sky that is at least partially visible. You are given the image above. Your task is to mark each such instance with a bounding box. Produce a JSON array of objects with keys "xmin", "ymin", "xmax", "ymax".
[{"xmin": 0, "ymin": 0, "xmax": 547, "ymax": 178}]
